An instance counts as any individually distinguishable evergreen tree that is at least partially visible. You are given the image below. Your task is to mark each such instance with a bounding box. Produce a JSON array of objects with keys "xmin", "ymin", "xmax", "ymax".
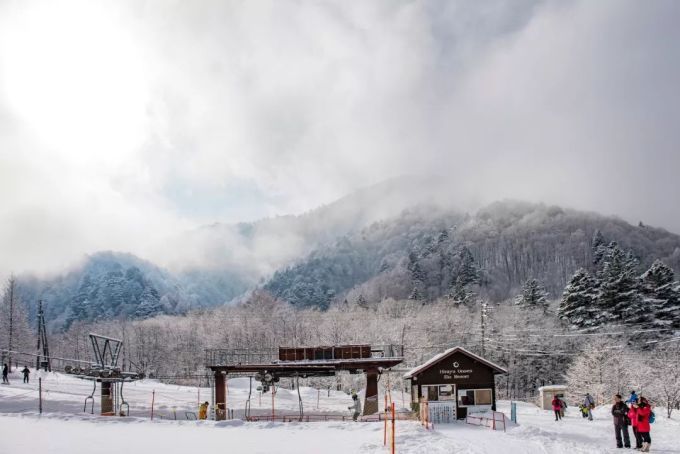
[
  {"xmin": 641, "ymin": 260, "xmax": 680, "ymax": 329},
  {"xmin": 515, "ymin": 278, "xmax": 549, "ymax": 312},
  {"xmin": 408, "ymin": 252, "xmax": 426, "ymax": 301},
  {"xmin": 456, "ymin": 247, "xmax": 479, "ymax": 287},
  {"xmin": 559, "ymin": 268, "xmax": 598, "ymax": 327},
  {"xmin": 597, "ymin": 245, "xmax": 645, "ymax": 324},
  {"xmin": 592, "ymin": 230, "xmax": 607, "ymax": 265}
]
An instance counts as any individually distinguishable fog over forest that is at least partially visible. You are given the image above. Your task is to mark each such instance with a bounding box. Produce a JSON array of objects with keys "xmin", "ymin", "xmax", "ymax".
[{"xmin": 1, "ymin": 1, "xmax": 680, "ymax": 279}]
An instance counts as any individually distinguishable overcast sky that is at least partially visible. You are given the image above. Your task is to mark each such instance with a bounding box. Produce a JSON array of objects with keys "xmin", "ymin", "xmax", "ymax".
[{"xmin": 1, "ymin": 0, "xmax": 679, "ymax": 275}]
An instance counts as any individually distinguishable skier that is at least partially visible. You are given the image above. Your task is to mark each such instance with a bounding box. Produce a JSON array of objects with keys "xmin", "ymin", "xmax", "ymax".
[
  {"xmin": 552, "ymin": 395, "xmax": 562, "ymax": 421},
  {"xmin": 633, "ymin": 397, "xmax": 653, "ymax": 452},
  {"xmin": 348, "ymin": 393, "xmax": 361, "ymax": 421},
  {"xmin": 583, "ymin": 393, "xmax": 595, "ymax": 421},
  {"xmin": 611, "ymin": 394, "xmax": 630, "ymax": 448},
  {"xmin": 198, "ymin": 401, "xmax": 209, "ymax": 420},
  {"xmin": 626, "ymin": 390, "xmax": 638, "ymax": 405},
  {"xmin": 21, "ymin": 366, "xmax": 30, "ymax": 384},
  {"xmin": 629, "ymin": 398, "xmax": 642, "ymax": 450},
  {"xmin": 2, "ymin": 364, "xmax": 8, "ymax": 384}
]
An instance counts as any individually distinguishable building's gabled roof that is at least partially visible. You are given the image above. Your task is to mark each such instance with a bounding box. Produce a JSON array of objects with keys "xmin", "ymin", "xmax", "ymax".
[
  {"xmin": 538, "ymin": 385, "xmax": 567, "ymax": 392},
  {"xmin": 403, "ymin": 346, "xmax": 508, "ymax": 379}
]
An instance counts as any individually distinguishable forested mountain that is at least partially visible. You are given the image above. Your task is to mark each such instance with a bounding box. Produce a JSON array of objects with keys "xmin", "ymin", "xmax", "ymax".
[
  {"xmin": 17, "ymin": 252, "xmax": 208, "ymax": 330},
  {"xmin": 15, "ymin": 192, "xmax": 680, "ymax": 330},
  {"xmin": 265, "ymin": 201, "xmax": 680, "ymax": 308}
]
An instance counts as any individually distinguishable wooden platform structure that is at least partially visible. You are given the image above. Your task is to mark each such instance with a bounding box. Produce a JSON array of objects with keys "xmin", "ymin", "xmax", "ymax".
[{"xmin": 205, "ymin": 344, "xmax": 403, "ymax": 419}]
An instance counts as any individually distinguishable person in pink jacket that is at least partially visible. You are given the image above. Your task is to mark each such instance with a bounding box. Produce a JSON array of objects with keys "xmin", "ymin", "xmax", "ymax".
[
  {"xmin": 552, "ymin": 396, "xmax": 563, "ymax": 421},
  {"xmin": 628, "ymin": 400, "xmax": 642, "ymax": 449},
  {"xmin": 634, "ymin": 397, "xmax": 653, "ymax": 452}
]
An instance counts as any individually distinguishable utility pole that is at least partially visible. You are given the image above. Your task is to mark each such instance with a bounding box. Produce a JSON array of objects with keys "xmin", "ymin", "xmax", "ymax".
[{"xmin": 36, "ymin": 300, "xmax": 51, "ymax": 372}]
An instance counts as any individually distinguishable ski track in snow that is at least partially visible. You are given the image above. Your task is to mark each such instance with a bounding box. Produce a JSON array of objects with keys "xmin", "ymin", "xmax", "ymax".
[{"xmin": 1, "ymin": 370, "xmax": 679, "ymax": 453}]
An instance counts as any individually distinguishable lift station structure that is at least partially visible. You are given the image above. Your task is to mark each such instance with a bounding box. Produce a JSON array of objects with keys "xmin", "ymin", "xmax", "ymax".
[
  {"xmin": 64, "ymin": 333, "xmax": 144, "ymax": 416},
  {"xmin": 205, "ymin": 344, "xmax": 404, "ymax": 419}
]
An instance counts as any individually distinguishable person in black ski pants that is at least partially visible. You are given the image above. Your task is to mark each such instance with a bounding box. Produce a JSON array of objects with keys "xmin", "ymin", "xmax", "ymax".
[{"xmin": 611, "ymin": 394, "xmax": 630, "ymax": 448}]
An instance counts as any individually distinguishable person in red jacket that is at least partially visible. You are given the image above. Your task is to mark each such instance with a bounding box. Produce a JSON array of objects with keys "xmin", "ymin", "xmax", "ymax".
[
  {"xmin": 634, "ymin": 397, "xmax": 653, "ymax": 452},
  {"xmin": 628, "ymin": 399, "xmax": 642, "ymax": 449},
  {"xmin": 552, "ymin": 396, "xmax": 563, "ymax": 421}
]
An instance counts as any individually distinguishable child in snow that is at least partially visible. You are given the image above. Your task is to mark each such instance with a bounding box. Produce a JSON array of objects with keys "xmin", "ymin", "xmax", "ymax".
[
  {"xmin": 626, "ymin": 390, "xmax": 638, "ymax": 404},
  {"xmin": 633, "ymin": 397, "xmax": 653, "ymax": 452},
  {"xmin": 198, "ymin": 401, "xmax": 209, "ymax": 420},
  {"xmin": 611, "ymin": 394, "xmax": 630, "ymax": 448},
  {"xmin": 348, "ymin": 393, "xmax": 361, "ymax": 421},
  {"xmin": 578, "ymin": 404, "xmax": 589, "ymax": 418},
  {"xmin": 552, "ymin": 396, "xmax": 563, "ymax": 421},
  {"xmin": 583, "ymin": 393, "xmax": 595, "ymax": 421}
]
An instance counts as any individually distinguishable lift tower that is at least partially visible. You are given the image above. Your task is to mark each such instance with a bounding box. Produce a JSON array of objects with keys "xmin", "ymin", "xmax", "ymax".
[{"xmin": 36, "ymin": 300, "xmax": 51, "ymax": 371}]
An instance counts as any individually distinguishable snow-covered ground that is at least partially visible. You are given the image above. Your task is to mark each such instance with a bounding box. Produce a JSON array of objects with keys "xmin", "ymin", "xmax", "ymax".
[{"xmin": 1, "ymin": 369, "xmax": 679, "ymax": 453}]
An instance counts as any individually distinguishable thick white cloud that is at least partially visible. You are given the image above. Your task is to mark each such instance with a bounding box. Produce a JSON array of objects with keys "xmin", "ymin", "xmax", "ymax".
[{"xmin": 0, "ymin": 0, "xmax": 679, "ymax": 276}]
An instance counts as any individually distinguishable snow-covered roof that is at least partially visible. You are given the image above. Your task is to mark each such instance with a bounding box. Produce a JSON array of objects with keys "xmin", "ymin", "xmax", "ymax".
[
  {"xmin": 538, "ymin": 385, "xmax": 567, "ymax": 392},
  {"xmin": 402, "ymin": 346, "xmax": 508, "ymax": 379}
]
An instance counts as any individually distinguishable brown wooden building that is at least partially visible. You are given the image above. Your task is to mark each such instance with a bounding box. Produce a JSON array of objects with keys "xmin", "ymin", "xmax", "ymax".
[{"xmin": 403, "ymin": 346, "xmax": 507, "ymax": 420}]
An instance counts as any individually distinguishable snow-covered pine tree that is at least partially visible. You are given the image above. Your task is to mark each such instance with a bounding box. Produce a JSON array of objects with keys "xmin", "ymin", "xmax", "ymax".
[
  {"xmin": 641, "ymin": 260, "xmax": 680, "ymax": 330},
  {"xmin": 457, "ymin": 247, "xmax": 479, "ymax": 287},
  {"xmin": 596, "ymin": 244, "xmax": 645, "ymax": 325},
  {"xmin": 408, "ymin": 251, "xmax": 426, "ymax": 301},
  {"xmin": 447, "ymin": 246, "xmax": 479, "ymax": 306},
  {"xmin": 558, "ymin": 268, "xmax": 598, "ymax": 328},
  {"xmin": 514, "ymin": 278, "xmax": 549, "ymax": 312},
  {"xmin": 592, "ymin": 230, "xmax": 607, "ymax": 266}
]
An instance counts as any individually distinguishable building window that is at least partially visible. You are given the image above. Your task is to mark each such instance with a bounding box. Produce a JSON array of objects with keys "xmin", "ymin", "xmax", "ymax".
[
  {"xmin": 457, "ymin": 388, "xmax": 493, "ymax": 407},
  {"xmin": 422, "ymin": 384, "xmax": 456, "ymax": 402},
  {"xmin": 438, "ymin": 385, "xmax": 455, "ymax": 401}
]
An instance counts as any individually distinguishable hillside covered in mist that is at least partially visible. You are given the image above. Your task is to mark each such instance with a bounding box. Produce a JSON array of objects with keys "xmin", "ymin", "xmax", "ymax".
[
  {"xmin": 264, "ymin": 201, "xmax": 680, "ymax": 308},
  {"xmin": 14, "ymin": 181, "xmax": 680, "ymax": 330}
]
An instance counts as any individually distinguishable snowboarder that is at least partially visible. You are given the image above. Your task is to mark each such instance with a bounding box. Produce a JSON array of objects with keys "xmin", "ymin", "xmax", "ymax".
[
  {"xmin": 611, "ymin": 394, "xmax": 630, "ymax": 448},
  {"xmin": 21, "ymin": 366, "xmax": 30, "ymax": 384},
  {"xmin": 552, "ymin": 395, "xmax": 562, "ymax": 421},
  {"xmin": 634, "ymin": 397, "xmax": 653, "ymax": 452},
  {"xmin": 629, "ymin": 399, "xmax": 642, "ymax": 450},
  {"xmin": 583, "ymin": 393, "xmax": 595, "ymax": 421},
  {"xmin": 198, "ymin": 401, "xmax": 209, "ymax": 420},
  {"xmin": 2, "ymin": 364, "xmax": 8, "ymax": 384},
  {"xmin": 626, "ymin": 390, "xmax": 638, "ymax": 404},
  {"xmin": 348, "ymin": 393, "xmax": 361, "ymax": 421}
]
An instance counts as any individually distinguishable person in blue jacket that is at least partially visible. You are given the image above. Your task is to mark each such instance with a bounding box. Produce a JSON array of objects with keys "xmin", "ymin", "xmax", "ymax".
[{"xmin": 626, "ymin": 390, "xmax": 638, "ymax": 404}]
